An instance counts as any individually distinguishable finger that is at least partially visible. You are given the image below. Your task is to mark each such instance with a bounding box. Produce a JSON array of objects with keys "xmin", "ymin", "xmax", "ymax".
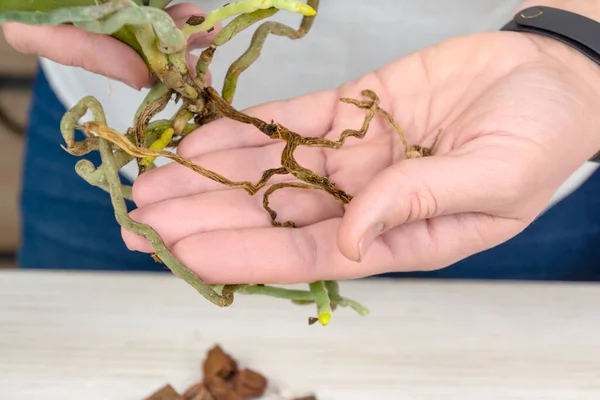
[
  {"xmin": 123, "ymin": 183, "xmax": 343, "ymax": 252},
  {"xmin": 2, "ymin": 23, "xmax": 152, "ymax": 89},
  {"xmin": 337, "ymin": 145, "xmax": 539, "ymax": 262},
  {"xmin": 177, "ymin": 89, "xmax": 339, "ymax": 159},
  {"xmin": 154, "ymin": 212, "xmax": 523, "ymax": 284},
  {"xmin": 134, "ymin": 143, "xmax": 285, "ymax": 207},
  {"xmin": 187, "ymin": 24, "xmax": 221, "ymax": 51},
  {"xmin": 133, "ymin": 141, "xmax": 327, "ymax": 207},
  {"xmin": 168, "ymin": 3, "xmax": 221, "ymax": 48},
  {"xmin": 167, "ymin": 3, "xmax": 206, "ymax": 21},
  {"xmin": 2, "ymin": 4, "xmax": 217, "ymax": 90}
]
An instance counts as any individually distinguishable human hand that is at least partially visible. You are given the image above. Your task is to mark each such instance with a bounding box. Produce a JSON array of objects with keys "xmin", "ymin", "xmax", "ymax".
[
  {"xmin": 122, "ymin": 31, "xmax": 600, "ymax": 284},
  {"xmin": 2, "ymin": 3, "xmax": 218, "ymax": 89}
]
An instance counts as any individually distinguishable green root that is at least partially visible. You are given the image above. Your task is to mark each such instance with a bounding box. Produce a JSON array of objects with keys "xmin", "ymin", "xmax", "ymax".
[{"xmin": 181, "ymin": 0, "xmax": 316, "ymax": 38}]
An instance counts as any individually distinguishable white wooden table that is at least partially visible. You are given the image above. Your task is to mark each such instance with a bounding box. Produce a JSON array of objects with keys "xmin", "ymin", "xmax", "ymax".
[{"xmin": 1, "ymin": 270, "xmax": 599, "ymax": 400}]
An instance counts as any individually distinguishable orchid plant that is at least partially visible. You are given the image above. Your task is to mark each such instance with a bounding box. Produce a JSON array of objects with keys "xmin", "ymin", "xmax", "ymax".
[{"xmin": 0, "ymin": 0, "xmax": 440, "ymax": 325}]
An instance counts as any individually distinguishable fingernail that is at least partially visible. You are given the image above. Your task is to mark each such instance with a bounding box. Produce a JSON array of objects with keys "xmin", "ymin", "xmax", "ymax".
[
  {"xmin": 128, "ymin": 72, "xmax": 156, "ymax": 91},
  {"xmin": 112, "ymin": 77, "xmax": 143, "ymax": 92},
  {"xmin": 357, "ymin": 222, "xmax": 384, "ymax": 262}
]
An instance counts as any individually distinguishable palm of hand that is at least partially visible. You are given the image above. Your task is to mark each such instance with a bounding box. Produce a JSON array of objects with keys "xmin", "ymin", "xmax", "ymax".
[{"xmin": 124, "ymin": 32, "xmax": 599, "ymax": 284}]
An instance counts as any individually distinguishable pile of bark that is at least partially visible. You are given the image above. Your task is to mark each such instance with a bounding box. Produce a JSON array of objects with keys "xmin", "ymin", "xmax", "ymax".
[{"xmin": 144, "ymin": 345, "xmax": 316, "ymax": 400}]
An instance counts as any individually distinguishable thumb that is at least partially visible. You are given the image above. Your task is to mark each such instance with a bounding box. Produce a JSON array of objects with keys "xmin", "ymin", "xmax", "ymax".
[{"xmin": 337, "ymin": 153, "xmax": 524, "ymax": 262}]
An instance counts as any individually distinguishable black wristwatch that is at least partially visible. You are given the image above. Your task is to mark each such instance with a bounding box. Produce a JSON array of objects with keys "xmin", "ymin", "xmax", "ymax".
[{"xmin": 501, "ymin": 6, "xmax": 600, "ymax": 163}]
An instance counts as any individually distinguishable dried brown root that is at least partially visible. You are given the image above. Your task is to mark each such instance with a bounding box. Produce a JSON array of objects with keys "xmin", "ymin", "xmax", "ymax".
[
  {"xmin": 81, "ymin": 121, "xmax": 279, "ymax": 196},
  {"xmin": 340, "ymin": 89, "xmax": 443, "ymax": 159}
]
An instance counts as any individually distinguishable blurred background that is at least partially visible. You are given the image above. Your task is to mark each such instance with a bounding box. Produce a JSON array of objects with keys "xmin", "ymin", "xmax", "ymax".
[{"xmin": 0, "ymin": 32, "xmax": 37, "ymax": 269}]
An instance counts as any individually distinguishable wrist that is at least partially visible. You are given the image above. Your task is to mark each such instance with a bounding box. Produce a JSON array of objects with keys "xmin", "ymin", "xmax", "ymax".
[
  {"xmin": 514, "ymin": 0, "xmax": 600, "ymax": 86},
  {"xmin": 513, "ymin": 1, "xmax": 600, "ymax": 84},
  {"xmin": 509, "ymin": 2, "xmax": 600, "ymax": 151},
  {"xmin": 539, "ymin": 39, "xmax": 600, "ymax": 151},
  {"xmin": 513, "ymin": 0, "xmax": 600, "ymax": 77}
]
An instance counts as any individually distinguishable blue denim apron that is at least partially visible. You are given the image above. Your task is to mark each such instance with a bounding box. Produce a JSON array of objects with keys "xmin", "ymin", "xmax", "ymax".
[{"xmin": 18, "ymin": 68, "xmax": 600, "ymax": 281}]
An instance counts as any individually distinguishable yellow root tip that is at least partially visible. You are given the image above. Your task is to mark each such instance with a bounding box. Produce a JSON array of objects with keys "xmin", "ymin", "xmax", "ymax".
[
  {"xmin": 297, "ymin": 4, "xmax": 317, "ymax": 16},
  {"xmin": 318, "ymin": 312, "xmax": 331, "ymax": 326},
  {"xmin": 140, "ymin": 127, "xmax": 174, "ymax": 168}
]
